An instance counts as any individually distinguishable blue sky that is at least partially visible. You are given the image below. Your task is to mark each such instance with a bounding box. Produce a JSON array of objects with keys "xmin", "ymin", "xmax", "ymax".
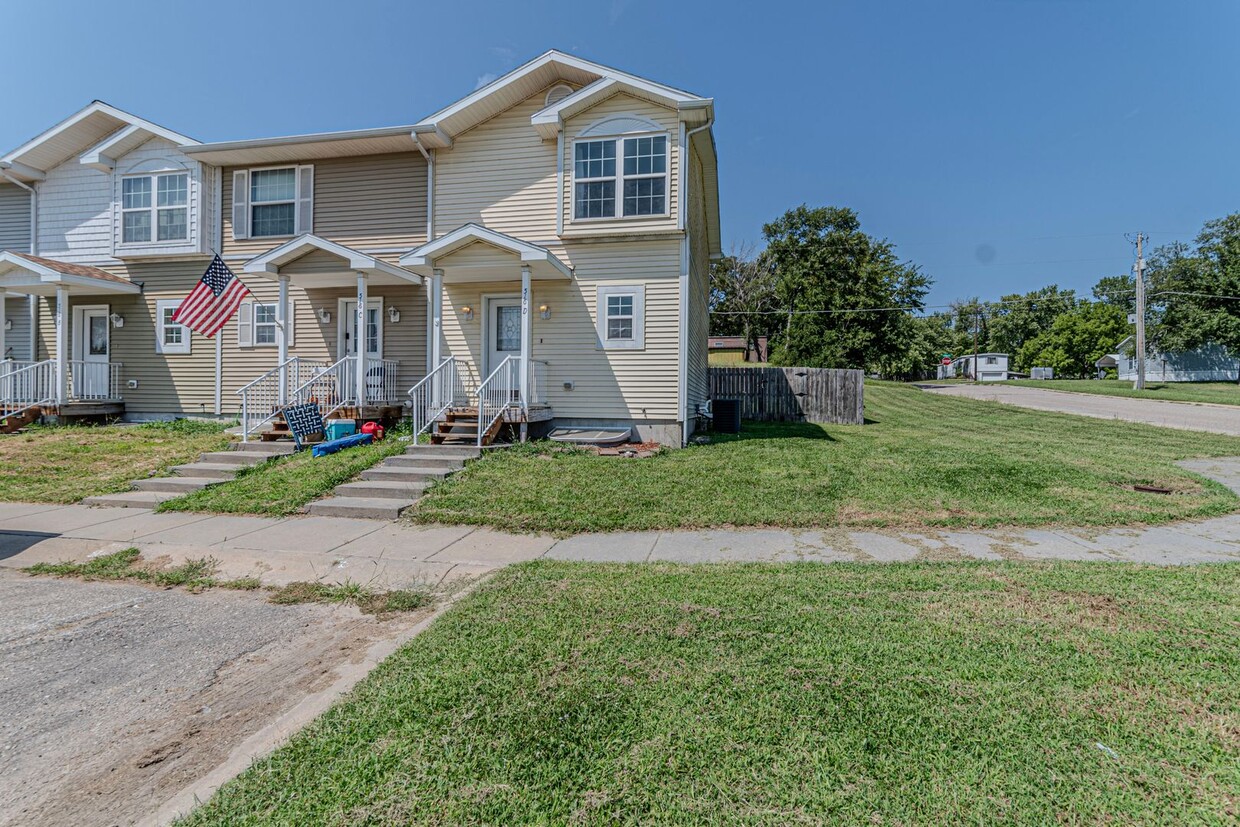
[{"xmin": 5, "ymin": 0, "xmax": 1237, "ymax": 306}]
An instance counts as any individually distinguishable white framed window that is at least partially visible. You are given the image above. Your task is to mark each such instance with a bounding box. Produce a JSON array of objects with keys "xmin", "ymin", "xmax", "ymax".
[
  {"xmin": 596, "ymin": 285, "xmax": 645, "ymax": 350},
  {"xmin": 572, "ymin": 133, "xmax": 668, "ymax": 221},
  {"xmin": 122, "ymin": 172, "xmax": 189, "ymax": 243},
  {"xmin": 253, "ymin": 303, "xmax": 277, "ymax": 345},
  {"xmin": 237, "ymin": 299, "xmax": 295, "ymax": 349},
  {"xmin": 233, "ymin": 166, "xmax": 313, "ymax": 240},
  {"xmin": 985, "ymin": 356, "xmax": 997, "ymax": 365},
  {"xmin": 155, "ymin": 299, "xmax": 190, "ymax": 354}
]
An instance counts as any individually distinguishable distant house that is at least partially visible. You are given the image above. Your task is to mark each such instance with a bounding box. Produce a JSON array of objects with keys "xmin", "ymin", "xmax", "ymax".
[
  {"xmin": 1096, "ymin": 336, "xmax": 1238, "ymax": 382},
  {"xmin": 708, "ymin": 335, "xmax": 768, "ymax": 364},
  {"xmin": 938, "ymin": 353, "xmax": 1016, "ymax": 381}
]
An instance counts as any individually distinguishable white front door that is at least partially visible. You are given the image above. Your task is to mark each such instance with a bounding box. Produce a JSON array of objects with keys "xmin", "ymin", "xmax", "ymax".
[
  {"xmin": 484, "ymin": 297, "xmax": 521, "ymax": 377},
  {"xmin": 74, "ymin": 306, "xmax": 111, "ymax": 399},
  {"xmin": 340, "ymin": 300, "xmax": 382, "ymax": 360}
]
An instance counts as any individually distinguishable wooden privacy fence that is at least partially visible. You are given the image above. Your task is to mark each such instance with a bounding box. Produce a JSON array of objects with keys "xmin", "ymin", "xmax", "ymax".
[{"xmin": 709, "ymin": 367, "xmax": 864, "ymax": 425}]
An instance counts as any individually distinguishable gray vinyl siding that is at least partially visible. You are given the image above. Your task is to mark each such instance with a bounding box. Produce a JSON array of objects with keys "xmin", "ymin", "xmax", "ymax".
[
  {"xmin": 0, "ymin": 183, "xmax": 31, "ymax": 252},
  {"xmin": 3, "ymin": 296, "xmax": 32, "ymax": 361}
]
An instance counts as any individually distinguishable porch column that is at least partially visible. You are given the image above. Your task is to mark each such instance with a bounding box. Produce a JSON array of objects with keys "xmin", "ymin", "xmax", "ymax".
[
  {"xmin": 520, "ymin": 265, "xmax": 530, "ymax": 411},
  {"xmin": 0, "ymin": 287, "xmax": 6, "ymax": 365},
  {"xmin": 276, "ymin": 274, "xmax": 290, "ymax": 405},
  {"xmin": 431, "ymin": 268, "xmax": 443, "ymax": 369},
  {"xmin": 355, "ymin": 271, "xmax": 368, "ymax": 409},
  {"xmin": 54, "ymin": 286, "xmax": 68, "ymax": 405}
]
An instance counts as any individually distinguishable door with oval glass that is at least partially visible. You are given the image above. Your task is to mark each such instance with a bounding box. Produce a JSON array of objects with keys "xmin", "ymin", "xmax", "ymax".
[
  {"xmin": 73, "ymin": 305, "xmax": 111, "ymax": 399},
  {"xmin": 484, "ymin": 296, "xmax": 521, "ymax": 378}
]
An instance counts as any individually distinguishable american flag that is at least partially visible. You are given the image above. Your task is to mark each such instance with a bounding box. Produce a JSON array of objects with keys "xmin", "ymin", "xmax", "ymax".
[{"xmin": 172, "ymin": 255, "xmax": 252, "ymax": 338}]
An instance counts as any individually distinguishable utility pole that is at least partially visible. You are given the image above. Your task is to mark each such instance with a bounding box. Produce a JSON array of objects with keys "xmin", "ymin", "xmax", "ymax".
[
  {"xmin": 1133, "ymin": 233, "xmax": 1147, "ymax": 390},
  {"xmin": 972, "ymin": 303, "xmax": 980, "ymax": 382}
]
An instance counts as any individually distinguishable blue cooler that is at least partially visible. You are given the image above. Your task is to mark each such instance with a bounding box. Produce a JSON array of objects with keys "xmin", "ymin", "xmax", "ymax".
[{"xmin": 325, "ymin": 419, "xmax": 356, "ymax": 441}]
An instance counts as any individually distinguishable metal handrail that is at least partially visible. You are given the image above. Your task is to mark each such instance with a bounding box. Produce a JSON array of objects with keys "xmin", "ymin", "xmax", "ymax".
[
  {"xmin": 66, "ymin": 360, "xmax": 123, "ymax": 401},
  {"xmin": 236, "ymin": 357, "xmax": 302, "ymax": 442},
  {"xmin": 1, "ymin": 359, "xmax": 56, "ymax": 420},
  {"xmin": 291, "ymin": 356, "xmax": 354, "ymax": 421},
  {"xmin": 475, "ymin": 356, "xmax": 520, "ymax": 447},
  {"xmin": 408, "ymin": 357, "xmax": 466, "ymax": 436},
  {"xmin": 528, "ymin": 359, "xmax": 548, "ymax": 406}
]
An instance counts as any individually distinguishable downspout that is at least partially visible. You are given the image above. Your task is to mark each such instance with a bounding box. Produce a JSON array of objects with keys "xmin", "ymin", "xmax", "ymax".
[
  {"xmin": 0, "ymin": 167, "xmax": 39, "ymax": 360},
  {"xmin": 678, "ymin": 114, "xmax": 714, "ymax": 446}
]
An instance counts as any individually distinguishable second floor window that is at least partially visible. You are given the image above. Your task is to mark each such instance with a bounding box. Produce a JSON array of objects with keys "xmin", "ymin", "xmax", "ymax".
[
  {"xmin": 573, "ymin": 134, "xmax": 668, "ymax": 220},
  {"xmin": 251, "ymin": 168, "xmax": 297, "ymax": 237},
  {"xmin": 122, "ymin": 172, "xmax": 188, "ymax": 243}
]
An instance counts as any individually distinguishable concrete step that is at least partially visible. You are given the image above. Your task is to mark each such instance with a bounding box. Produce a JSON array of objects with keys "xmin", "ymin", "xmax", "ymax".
[
  {"xmin": 333, "ymin": 480, "xmax": 429, "ymax": 500},
  {"xmin": 360, "ymin": 465, "xmax": 451, "ymax": 483},
  {"xmin": 305, "ymin": 496, "xmax": 415, "ymax": 519},
  {"xmin": 199, "ymin": 451, "xmax": 276, "ymax": 466},
  {"xmin": 131, "ymin": 476, "xmax": 222, "ymax": 494},
  {"xmin": 231, "ymin": 441, "xmax": 296, "ymax": 455},
  {"xmin": 83, "ymin": 490, "xmax": 180, "ymax": 509},
  {"xmin": 404, "ymin": 445, "xmax": 480, "ymax": 460},
  {"xmin": 385, "ymin": 455, "xmax": 465, "ymax": 471},
  {"xmin": 172, "ymin": 462, "xmax": 241, "ymax": 479}
]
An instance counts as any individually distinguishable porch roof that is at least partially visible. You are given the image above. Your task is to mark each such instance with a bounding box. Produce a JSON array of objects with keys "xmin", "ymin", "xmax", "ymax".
[
  {"xmin": 398, "ymin": 224, "xmax": 573, "ymax": 283},
  {"xmin": 0, "ymin": 252, "xmax": 142, "ymax": 296},
  {"xmin": 242, "ymin": 234, "xmax": 423, "ymax": 287}
]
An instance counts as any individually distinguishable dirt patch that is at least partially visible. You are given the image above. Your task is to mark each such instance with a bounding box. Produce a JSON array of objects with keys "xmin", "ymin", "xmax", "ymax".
[{"xmin": 0, "ymin": 570, "xmax": 430, "ymax": 827}]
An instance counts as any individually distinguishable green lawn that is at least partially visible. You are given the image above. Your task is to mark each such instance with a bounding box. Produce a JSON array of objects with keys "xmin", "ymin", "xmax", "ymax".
[
  {"xmin": 179, "ymin": 560, "xmax": 1240, "ymax": 825},
  {"xmin": 1007, "ymin": 378, "xmax": 1240, "ymax": 406},
  {"xmin": 411, "ymin": 382, "xmax": 1240, "ymax": 534},
  {"xmin": 159, "ymin": 436, "xmax": 409, "ymax": 517},
  {"xmin": 0, "ymin": 419, "xmax": 229, "ymax": 503}
]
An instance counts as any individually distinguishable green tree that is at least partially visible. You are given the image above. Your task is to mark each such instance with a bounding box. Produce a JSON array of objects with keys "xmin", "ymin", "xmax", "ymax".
[
  {"xmin": 708, "ymin": 243, "xmax": 776, "ymax": 359},
  {"xmin": 1018, "ymin": 301, "xmax": 1128, "ymax": 378},
  {"xmin": 764, "ymin": 206, "xmax": 930, "ymax": 371},
  {"xmin": 1092, "ymin": 273, "xmax": 1136, "ymax": 316},
  {"xmin": 987, "ymin": 285, "xmax": 1077, "ymax": 370},
  {"xmin": 1146, "ymin": 215, "xmax": 1240, "ymax": 379}
]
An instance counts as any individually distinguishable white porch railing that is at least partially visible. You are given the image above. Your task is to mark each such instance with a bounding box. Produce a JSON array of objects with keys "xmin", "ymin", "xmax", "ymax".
[
  {"xmin": 1, "ymin": 359, "xmax": 56, "ymax": 419},
  {"xmin": 340, "ymin": 357, "xmax": 401, "ymax": 405},
  {"xmin": 528, "ymin": 359, "xmax": 548, "ymax": 406},
  {"xmin": 408, "ymin": 357, "xmax": 469, "ymax": 437},
  {"xmin": 475, "ymin": 356, "xmax": 521, "ymax": 447},
  {"xmin": 237, "ymin": 357, "xmax": 301, "ymax": 442},
  {"xmin": 66, "ymin": 360, "xmax": 123, "ymax": 401},
  {"xmin": 291, "ymin": 357, "xmax": 353, "ymax": 421}
]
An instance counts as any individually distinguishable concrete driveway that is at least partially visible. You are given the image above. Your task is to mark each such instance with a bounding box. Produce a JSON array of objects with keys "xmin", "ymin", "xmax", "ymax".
[
  {"xmin": 922, "ymin": 382, "xmax": 1240, "ymax": 436},
  {"xmin": 0, "ymin": 569, "xmax": 431, "ymax": 827}
]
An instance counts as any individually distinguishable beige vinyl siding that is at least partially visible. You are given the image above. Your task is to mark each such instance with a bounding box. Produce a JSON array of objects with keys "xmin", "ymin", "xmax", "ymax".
[
  {"xmin": 0, "ymin": 182, "xmax": 32, "ymax": 252},
  {"xmin": 560, "ymin": 92, "xmax": 681, "ymax": 239},
  {"xmin": 440, "ymin": 239, "xmax": 682, "ymax": 420},
  {"xmin": 684, "ymin": 142, "xmax": 711, "ymax": 432},
  {"xmin": 221, "ymin": 152, "xmax": 428, "ymax": 260},
  {"xmin": 4, "ymin": 296, "xmax": 32, "ymax": 361},
  {"xmin": 433, "ymin": 91, "xmax": 560, "ymax": 241}
]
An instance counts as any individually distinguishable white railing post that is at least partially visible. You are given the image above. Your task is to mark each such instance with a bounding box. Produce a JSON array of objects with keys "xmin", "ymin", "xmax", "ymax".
[
  {"xmin": 0, "ymin": 287, "xmax": 6, "ymax": 368},
  {"xmin": 431, "ymin": 268, "xmax": 443, "ymax": 408},
  {"xmin": 520, "ymin": 265, "xmax": 530, "ymax": 413},
  {"xmin": 355, "ymin": 271, "xmax": 368, "ymax": 410}
]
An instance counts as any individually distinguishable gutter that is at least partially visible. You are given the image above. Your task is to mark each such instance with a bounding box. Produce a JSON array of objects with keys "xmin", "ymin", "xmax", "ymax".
[{"xmin": 678, "ymin": 113, "xmax": 714, "ymax": 446}]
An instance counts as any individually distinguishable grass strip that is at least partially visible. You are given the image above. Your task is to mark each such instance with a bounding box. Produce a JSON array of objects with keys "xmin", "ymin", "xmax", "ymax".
[
  {"xmin": 1006, "ymin": 378, "xmax": 1240, "ymax": 406},
  {"xmin": 24, "ymin": 548, "xmax": 430, "ymax": 614}
]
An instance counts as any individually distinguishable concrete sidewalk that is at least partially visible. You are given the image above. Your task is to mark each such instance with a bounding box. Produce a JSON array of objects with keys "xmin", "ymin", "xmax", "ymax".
[{"xmin": 2, "ymin": 456, "xmax": 1239, "ymax": 583}]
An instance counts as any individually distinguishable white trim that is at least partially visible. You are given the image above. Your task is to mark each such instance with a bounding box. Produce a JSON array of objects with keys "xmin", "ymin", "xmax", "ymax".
[
  {"xmin": 155, "ymin": 298, "xmax": 191, "ymax": 355},
  {"xmin": 570, "ymin": 131, "xmax": 671, "ymax": 223},
  {"xmin": 246, "ymin": 165, "xmax": 301, "ymax": 239},
  {"xmin": 337, "ymin": 297, "xmax": 384, "ymax": 360},
  {"xmin": 72, "ymin": 304, "xmax": 110, "ymax": 364},
  {"xmin": 119, "ymin": 170, "xmax": 190, "ymax": 246},
  {"xmin": 596, "ymin": 284, "xmax": 645, "ymax": 350},
  {"xmin": 399, "ymin": 223, "xmax": 572, "ymax": 279},
  {"xmin": 481, "ymin": 292, "xmax": 522, "ymax": 376},
  {"xmin": 242, "ymin": 233, "xmax": 421, "ymax": 284}
]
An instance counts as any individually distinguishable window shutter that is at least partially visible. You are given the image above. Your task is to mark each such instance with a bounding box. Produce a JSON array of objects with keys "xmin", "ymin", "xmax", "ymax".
[
  {"xmin": 296, "ymin": 166, "xmax": 314, "ymax": 234},
  {"xmin": 237, "ymin": 300, "xmax": 253, "ymax": 348},
  {"xmin": 285, "ymin": 300, "xmax": 295, "ymax": 348},
  {"xmin": 232, "ymin": 170, "xmax": 249, "ymax": 240}
]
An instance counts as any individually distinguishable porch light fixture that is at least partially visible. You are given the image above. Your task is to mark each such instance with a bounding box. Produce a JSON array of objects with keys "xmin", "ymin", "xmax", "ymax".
[
  {"xmin": 460, "ymin": 305, "xmax": 474, "ymax": 322},
  {"xmin": 539, "ymin": 304, "xmax": 551, "ymax": 320},
  {"xmin": 318, "ymin": 308, "xmax": 331, "ymax": 324},
  {"xmin": 109, "ymin": 313, "xmax": 124, "ymax": 328},
  {"xmin": 388, "ymin": 306, "xmax": 401, "ymax": 324}
]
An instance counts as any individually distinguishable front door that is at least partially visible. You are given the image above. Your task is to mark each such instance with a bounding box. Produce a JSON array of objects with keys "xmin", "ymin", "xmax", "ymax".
[
  {"xmin": 74, "ymin": 306, "xmax": 111, "ymax": 399},
  {"xmin": 484, "ymin": 297, "xmax": 522, "ymax": 377},
  {"xmin": 340, "ymin": 300, "xmax": 382, "ymax": 361}
]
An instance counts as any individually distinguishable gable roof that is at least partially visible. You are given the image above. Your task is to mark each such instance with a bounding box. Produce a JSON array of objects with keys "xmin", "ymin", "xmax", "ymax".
[
  {"xmin": 399, "ymin": 223, "xmax": 573, "ymax": 281},
  {"xmin": 0, "ymin": 251, "xmax": 141, "ymax": 295},
  {"xmin": 1, "ymin": 101, "xmax": 198, "ymax": 181},
  {"xmin": 184, "ymin": 124, "xmax": 419, "ymax": 166},
  {"xmin": 412, "ymin": 50, "xmax": 713, "ymax": 148},
  {"xmin": 242, "ymin": 234, "xmax": 421, "ymax": 285}
]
